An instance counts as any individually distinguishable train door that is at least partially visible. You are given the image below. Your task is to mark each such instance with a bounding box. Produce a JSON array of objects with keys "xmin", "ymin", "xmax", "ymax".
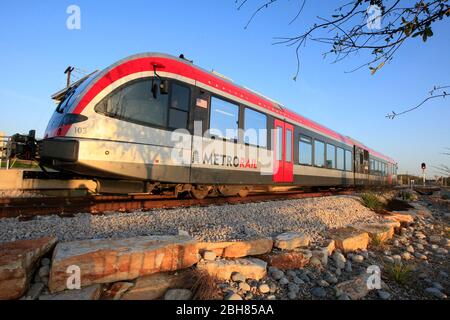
[
  {"xmin": 354, "ymin": 146, "xmax": 369, "ymax": 185},
  {"xmin": 388, "ymin": 163, "xmax": 393, "ymax": 185},
  {"xmin": 273, "ymin": 119, "xmax": 293, "ymax": 183}
]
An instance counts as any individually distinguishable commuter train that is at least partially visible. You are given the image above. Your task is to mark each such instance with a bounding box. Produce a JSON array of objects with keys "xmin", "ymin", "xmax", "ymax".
[{"xmin": 36, "ymin": 52, "xmax": 397, "ymax": 198}]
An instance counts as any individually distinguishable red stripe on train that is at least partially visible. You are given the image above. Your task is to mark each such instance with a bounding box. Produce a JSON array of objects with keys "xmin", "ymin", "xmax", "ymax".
[{"xmin": 61, "ymin": 55, "xmax": 394, "ymax": 163}]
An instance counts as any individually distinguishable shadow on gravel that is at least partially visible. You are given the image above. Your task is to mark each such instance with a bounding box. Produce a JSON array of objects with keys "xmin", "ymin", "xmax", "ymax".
[{"xmin": 385, "ymin": 199, "xmax": 414, "ymax": 211}]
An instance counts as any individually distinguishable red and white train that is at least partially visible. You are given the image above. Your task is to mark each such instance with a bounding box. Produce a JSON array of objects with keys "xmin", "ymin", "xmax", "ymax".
[{"xmin": 36, "ymin": 52, "xmax": 397, "ymax": 198}]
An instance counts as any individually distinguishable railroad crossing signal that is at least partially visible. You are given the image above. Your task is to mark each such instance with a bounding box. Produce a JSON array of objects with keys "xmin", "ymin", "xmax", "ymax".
[{"xmin": 421, "ymin": 163, "xmax": 426, "ymax": 186}]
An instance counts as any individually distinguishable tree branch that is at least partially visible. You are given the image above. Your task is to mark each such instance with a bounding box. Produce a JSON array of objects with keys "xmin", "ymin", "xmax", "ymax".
[
  {"xmin": 237, "ymin": 0, "xmax": 450, "ymax": 79},
  {"xmin": 386, "ymin": 85, "xmax": 449, "ymax": 119}
]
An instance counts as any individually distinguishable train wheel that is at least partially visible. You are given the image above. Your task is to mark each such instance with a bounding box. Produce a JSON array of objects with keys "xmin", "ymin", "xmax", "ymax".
[
  {"xmin": 217, "ymin": 186, "xmax": 237, "ymax": 197},
  {"xmin": 238, "ymin": 188, "xmax": 249, "ymax": 198},
  {"xmin": 190, "ymin": 185, "xmax": 210, "ymax": 200}
]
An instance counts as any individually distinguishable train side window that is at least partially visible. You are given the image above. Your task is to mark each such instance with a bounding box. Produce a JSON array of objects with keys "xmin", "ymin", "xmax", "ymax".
[
  {"xmin": 168, "ymin": 83, "xmax": 190, "ymax": 129},
  {"xmin": 95, "ymin": 78, "xmax": 169, "ymax": 128},
  {"xmin": 370, "ymin": 159, "xmax": 375, "ymax": 172},
  {"xmin": 244, "ymin": 108, "xmax": 267, "ymax": 148},
  {"xmin": 326, "ymin": 144, "xmax": 336, "ymax": 169},
  {"xmin": 299, "ymin": 135, "xmax": 312, "ymax": 165},
  {"xmin": 168, "ymin": 109, "xmax": 188, "ymax": 129},
  {"xmin": 336, "ymin": 147, "xmax": 344, "ymax": 170},
  {"xmin": 170, "ymin": 83, "xmax": 190, "ymax": 111},
  {"xmin": 209, "ymin": 97, "xmax": 239, "ymax": 141},
  {"xmin": 276, "ymin": 126, "xmax": 282, "ymax": 161},
  {"xmin": 314, "ymin": 140, "xmax": 325, "ymax": 168},
  {"xmin": 286, "ymin": 129, "xmax": 292, "ymax": 162},
  {"xmin": 345, "ymin": 150, "xmax": 352, "ymax": 172}
]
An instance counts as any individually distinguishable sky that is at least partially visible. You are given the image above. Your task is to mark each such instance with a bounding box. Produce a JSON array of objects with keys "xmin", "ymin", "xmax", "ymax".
[{"xmin": 0, "ymin": 0, "xmax": 448, "ymax": 177}]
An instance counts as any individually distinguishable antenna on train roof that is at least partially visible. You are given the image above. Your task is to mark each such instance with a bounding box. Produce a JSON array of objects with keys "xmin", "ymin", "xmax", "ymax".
[{"xmin": 179, "ymin": 54, "xmax": 193, "ymax": 63}]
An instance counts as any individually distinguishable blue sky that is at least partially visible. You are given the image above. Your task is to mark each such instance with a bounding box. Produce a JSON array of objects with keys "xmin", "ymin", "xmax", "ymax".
[{"xmin": 0, "ymin": 0, "xmax": 448, "ymax": 177}]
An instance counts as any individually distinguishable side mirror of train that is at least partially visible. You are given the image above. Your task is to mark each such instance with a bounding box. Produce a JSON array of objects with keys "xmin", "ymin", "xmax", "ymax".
[
  {"xmin": 151, "ymin": 82, "xmax": 158, "ymax": 99},
  {"xmin": 160, "ymin": 80, "xmax": 169, "ymax": 95}
]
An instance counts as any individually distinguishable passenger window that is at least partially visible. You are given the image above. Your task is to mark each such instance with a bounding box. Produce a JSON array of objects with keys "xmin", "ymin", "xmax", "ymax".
[
  {"xmin": 314, "ymin": 140, "xmax": 325, "ymax": 167},
  {"xmin": 345, "ymin": 150, "xmax": 352, "ymax": 172},
  {"xmin": 286, "ymin": 129, "xmax": 292, "ymax": 162},
  {"xmin": 95, "ymin": 78, "xmax": 169, "ymax": 128},
  {"xmin": 336, "ymin": 147, "xmax": 344, "ymax": 170},
  {"xmin": 299, "ymin": 135, "xmax": 312, "ymax": 165},
  {"xmin": 326, "ymin": 144, "xmax": 336, "ymax": 169},
  {"xmin": 276, "ymin": 127, "xmax": 282, "ymax": 161},
  {"xmin": 244, "ymin": 108, "xmax": 267, "ymax": 148},
  {"xmin": 209, "ymin": 97, "xmax": 239, "ymax": 141}
]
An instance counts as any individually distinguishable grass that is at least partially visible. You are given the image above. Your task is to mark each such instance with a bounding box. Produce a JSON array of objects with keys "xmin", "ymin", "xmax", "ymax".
[
  {"xmin": 0, "ymin": 159, "xmax": 39, "ymax": 169},
  {"xmin": 361, "ymin": 192, "xmax": 384, "ymax": 212},
  {"xmin": 370, "ymin": 235, "xmax": 387, "ymax": 249},
  {"xmin": 190, "ymin": 269, "xmax": 222, "ymax": 300},
  {"xmin": 387, "ymin": 263, "xmax": 414, "ymax": 285},
  {"xmin": 399, "ymin": 190, "xmax": 416, "ymax": 201}
]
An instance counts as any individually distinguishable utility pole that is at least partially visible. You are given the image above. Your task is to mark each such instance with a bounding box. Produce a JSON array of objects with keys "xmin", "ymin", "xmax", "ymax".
[{"xmin": 64, "ymin": 66, "xmax": 75, "ymax": 88}]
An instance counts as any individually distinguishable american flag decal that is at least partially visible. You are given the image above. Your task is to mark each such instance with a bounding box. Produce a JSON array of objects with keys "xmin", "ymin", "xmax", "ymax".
[{"xmin": 196, "ymin": 98, "xmax": 208, "ymax": 109}]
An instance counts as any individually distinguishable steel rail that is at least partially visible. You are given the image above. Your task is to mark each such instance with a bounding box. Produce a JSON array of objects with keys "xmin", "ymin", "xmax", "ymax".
[{"xmin": 0, "ymin": 189, "xmax": 355, "ymax": 220}]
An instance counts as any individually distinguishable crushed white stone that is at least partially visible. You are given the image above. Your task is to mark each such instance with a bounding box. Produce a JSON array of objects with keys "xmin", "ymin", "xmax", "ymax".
[
  {"xmin": 0, "ymin": 195, "xmax": 385, "ymax": 244},
  {"xmin": 0, "ymin": 190, "xmax": 45, "ymax": 198}
]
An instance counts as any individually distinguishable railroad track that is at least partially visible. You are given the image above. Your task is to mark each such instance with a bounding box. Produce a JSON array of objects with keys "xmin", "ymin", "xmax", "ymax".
[{"xmin": 0, "ymin": 189, "xmax": 355, "ymax": 220}]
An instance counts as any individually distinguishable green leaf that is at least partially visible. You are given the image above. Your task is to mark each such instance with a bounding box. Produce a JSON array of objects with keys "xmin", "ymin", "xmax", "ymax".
[{"xmin": 404, "ymin": 24, "xmax": 412, "ymax": 36}]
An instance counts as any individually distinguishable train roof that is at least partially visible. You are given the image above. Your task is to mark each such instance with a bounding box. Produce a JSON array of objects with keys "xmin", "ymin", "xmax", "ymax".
[{"xmin": 71, "ymin": 52, "xmax": 395, "ymax": 164}]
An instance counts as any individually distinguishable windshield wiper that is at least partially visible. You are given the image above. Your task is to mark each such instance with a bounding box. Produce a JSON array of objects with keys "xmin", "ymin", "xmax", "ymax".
[{"xmin": 56, "ymin": 88, "xmax": 76, "ymax": 114}]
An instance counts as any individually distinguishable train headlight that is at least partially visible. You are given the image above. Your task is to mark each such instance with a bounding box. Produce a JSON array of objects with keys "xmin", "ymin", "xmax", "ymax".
[{"xmin": 61, "ymin": 113, "xmax": 88, "ymax": 125}]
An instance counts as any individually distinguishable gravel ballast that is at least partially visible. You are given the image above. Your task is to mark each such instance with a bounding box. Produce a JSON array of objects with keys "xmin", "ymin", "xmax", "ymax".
[
  {"xmin": 0, "ymin": 190, "xmax": 45, "ymax": 198},
  {"xmin": 0, "ymin": 195, "xmax": 385, "ymax": 244}
]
